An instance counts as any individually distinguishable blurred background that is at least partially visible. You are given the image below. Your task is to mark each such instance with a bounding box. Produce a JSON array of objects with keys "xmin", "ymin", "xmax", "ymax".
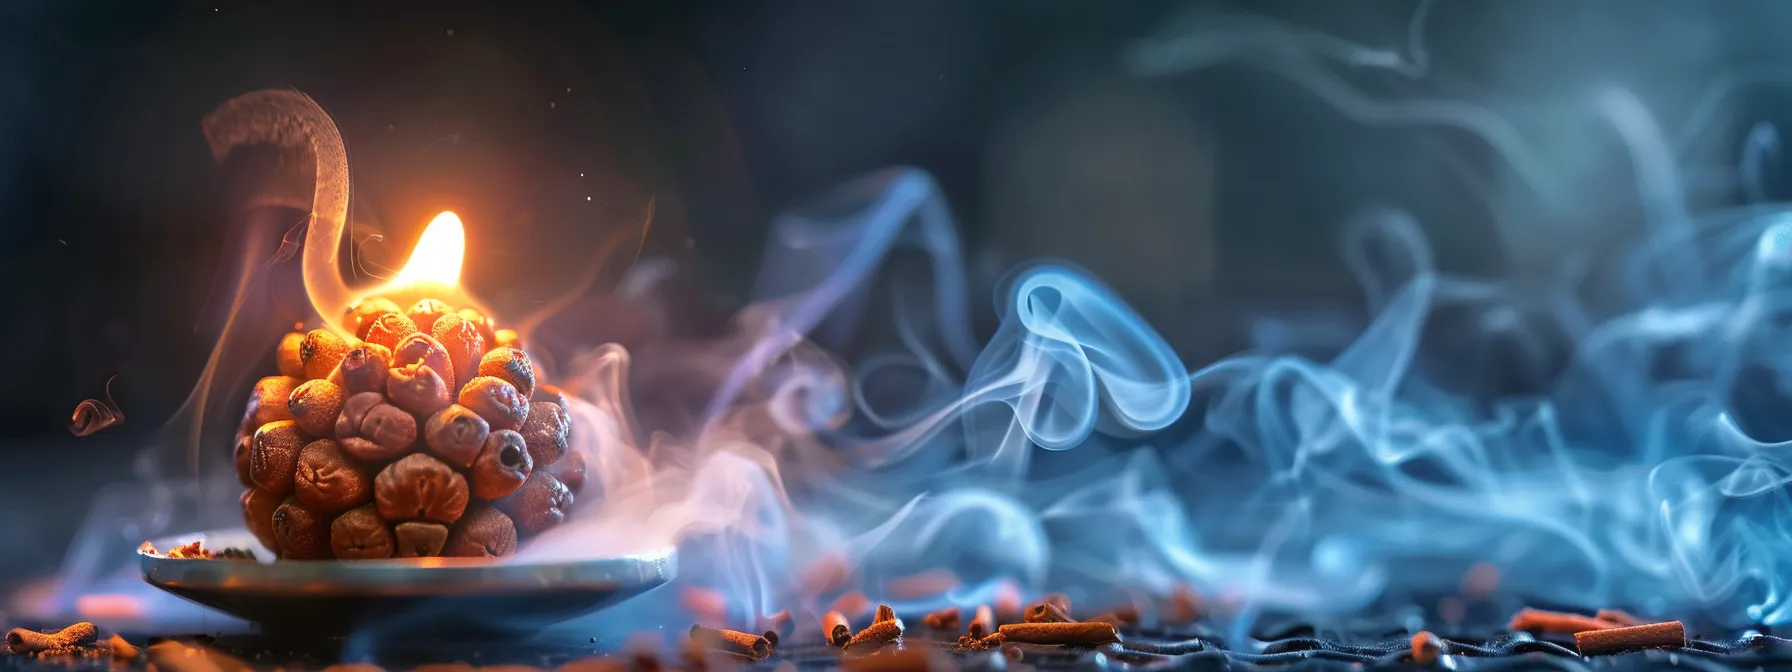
[{"xmin": 0, "ymin": 0, "xmax": 1786, "ymax": 596}]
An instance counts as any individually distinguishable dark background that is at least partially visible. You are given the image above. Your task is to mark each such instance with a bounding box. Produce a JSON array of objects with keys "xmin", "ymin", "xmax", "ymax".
[{"xmin": 0, "ymin": 0, "xmax": 1785, "ymax": 583}]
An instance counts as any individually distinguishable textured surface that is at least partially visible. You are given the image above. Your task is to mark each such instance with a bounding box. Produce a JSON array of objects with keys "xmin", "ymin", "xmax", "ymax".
[{"xmin": 6, "ymin": 620, "xmax": 1792, "ymax": 672}]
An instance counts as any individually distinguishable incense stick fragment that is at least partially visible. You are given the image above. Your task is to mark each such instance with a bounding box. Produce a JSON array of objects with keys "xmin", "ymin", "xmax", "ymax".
[
  {"xmin": 1508, "ymin": 608, "xmax": 1624, "ymax": 634},
  {"xmin": 688, "ymin": 625, "xmax": 770, "ymax": 661},
  {"xmin": 1574, "ymin": 621, "xmax": 1684, "ymax": 656},
  {"xmin": 844, "ymin": 619, "xmax": 905, "ymax": 654},
  {"xmin": 757, "ymin": 609, "xmax": 792, "ymax": 639},
  {"xmin": 923, "ymin": 606, "xmax": 961, "ymax": 631},
  {"xmin": 6, "ymin": 622, "xmax": 98, "ymax": 654},
  {"xmin": 823, "ymin": 611, "xmax": 853, "ymax": 647},
  {"xmin": 1039, "ymin": 593, "xmax": 1071, "ymax": 615},
  {"xmin": 968, "ymin": 606, "xmax": 996, "ymax": 639},
  {"xmin": 874, "ymin": 604, "xmax": 897, "ymax": 624},
  {"xmin": 1024, "ymin": 602, "xmax": 1072, "ymax": 623},
  {"xmin": 145, "ymin": 642, "xmax": 227, "ymax": 672},
  {"xmin": 107, "ymin": 635, "xmax": 141, "ymax": 660},
  {"xmin": 996, "ymin": 622, "xmax": 1120, "ymax": 646}
]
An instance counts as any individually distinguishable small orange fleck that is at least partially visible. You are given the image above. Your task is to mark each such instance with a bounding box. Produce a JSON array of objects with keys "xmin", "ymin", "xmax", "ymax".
[
  {"xmin": 1437, "ymin": 597, "xmax": 1466, "ymax": 624},
  {"xmin": 1460, "ymin": 562, "xmax": 1500, "ymax": 598},
  {"xmin": 832, "ymin": 591, "xmax": 870, "ymax": 617},
  {"xmin": 799, "ymin": 553, "xmax": 852, "ymax": 595},
  {"xmin": 1411, "ymin": 631, "xmax": 1444, "ymax": 666},
  {"xmin": 886, "ymin": 569, "xmax": 960, "ymax": 600},
  {"xmin": 680, "ymin": 587, "xmax": 729, "ymax": 626},
  {"xmin": 76, "ymin": 593, "xmax": 145, "ymax": 620},
  {"xmin": 1166, "ymin": 584, "xmax": 1205, "ymax": 624},
  {"xmin": 993, "ymin": 580, "xmax": 1023, "ymax": 623}
]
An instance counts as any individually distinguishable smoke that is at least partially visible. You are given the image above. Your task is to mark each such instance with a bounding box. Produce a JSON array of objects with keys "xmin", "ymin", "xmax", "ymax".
[{"xmin": 29, "ymin": 2, "xmax": 1792, "ymax": 645}]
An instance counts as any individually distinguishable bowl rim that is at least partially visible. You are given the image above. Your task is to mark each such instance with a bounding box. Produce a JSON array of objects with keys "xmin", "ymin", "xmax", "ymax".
[{"xmin": 140, "ymin": 528, "xmax": 677, "ymax": 596}]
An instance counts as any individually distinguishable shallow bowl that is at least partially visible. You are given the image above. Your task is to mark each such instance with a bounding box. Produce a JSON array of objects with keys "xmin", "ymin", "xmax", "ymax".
[{"xmin": 139, "ymin": 529, "xmax": 676, "ymax": 634}]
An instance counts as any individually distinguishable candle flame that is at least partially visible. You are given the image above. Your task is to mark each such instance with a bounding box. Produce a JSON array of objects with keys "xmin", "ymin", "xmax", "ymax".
[{"xmin": 391, "ymin": 211, "xmax": 466, "ymax": 288}]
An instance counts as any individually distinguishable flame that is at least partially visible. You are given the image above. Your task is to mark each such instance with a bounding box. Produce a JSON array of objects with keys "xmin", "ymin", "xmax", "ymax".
[{"xmin": 389, "ymin": 211, "xmax": 466, "ymax": 289}]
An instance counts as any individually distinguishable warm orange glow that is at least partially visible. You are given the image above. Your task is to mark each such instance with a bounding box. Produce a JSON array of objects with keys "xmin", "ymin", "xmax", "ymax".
[{"xmin": 391, "ymin": 211, "xmax": 466, "ymax": 289}]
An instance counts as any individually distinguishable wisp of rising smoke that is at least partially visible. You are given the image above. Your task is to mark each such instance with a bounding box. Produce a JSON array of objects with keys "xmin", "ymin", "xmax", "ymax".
[{"xmin": 34, "ymin": 4, "xmax": 1792, "ymax": 644}]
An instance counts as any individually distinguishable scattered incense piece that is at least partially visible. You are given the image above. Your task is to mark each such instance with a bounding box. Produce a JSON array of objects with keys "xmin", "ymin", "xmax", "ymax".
[
  {"xmin": 824, "ymin": 611, "xmax": 853, "ymax": 647},
  {"xmin": 845, "ymin": 619, "xmax": 905, "ymax": 654},
  {"xmin": 1411, "ymin": 631, "xmax": 1444, "ymax": 666},
  {"xmin": 1574, "ymin": 621, "xmax": 1685, "ymax": 656},
  {"xmin": 842, "ymin": 647, "xmax": 956, "ymax": 672},
  {"xmin": 1508, "ymin": 608, "xmax": 1623, "ymax": 634},
  {"xmin": 756, "ymin": 610, "xmax": 791, "ymax": 639},
  {"xmin": 1039, "ymin": 593, "xmax": 1071, "ymax": 615},
  {"xmin": 7, "ymin": 622, "xmax": 98, "ymax": 654},
  {"xmin": 1164, "ymin": 585, "xmax": 1204, "ymax": 625},
  {"xmin": 107, "ymin": 635, "xmax": 140, "ymax": 660},
  {"xmin": 145, "ymin": 642, "xmax": 228, "ymax": 672},
  {"xmin": 1024, "ymin": 602, "xmax": 1072, "ymax": 624},
  {"xmin": 874, "ymin": 604, "xmax": 897, "ymax": 624},
  {"xmin": 997, "ymin": 622, "xmax": 1120, "ymax": 646},
  {"xmin": 886, "ymin": 570, "xmax": 960, "ymax": 600},
  {"xmin": 968, "ymin": 605, "xmax": 996, "ymax": 639},
  {"xmin": 950, "ymin": 633, "xmax": 1004, "ymax": 653},
  {"xmin": 688, "ymin": 625, "xmax": 770, "ymax": 662},
  {"xmin": 923, "ymin": 606, "xmax": 961, "ymax": 631},
  {"xmin": 1595, "ymin": 609, "xmax": 1644, "ymax": 627}
]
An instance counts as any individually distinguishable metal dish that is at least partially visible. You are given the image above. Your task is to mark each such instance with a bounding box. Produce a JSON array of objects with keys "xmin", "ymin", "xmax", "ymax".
[{"xmin": 140, "ymin": 529, "xmax": 676, "ymax": 634}]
